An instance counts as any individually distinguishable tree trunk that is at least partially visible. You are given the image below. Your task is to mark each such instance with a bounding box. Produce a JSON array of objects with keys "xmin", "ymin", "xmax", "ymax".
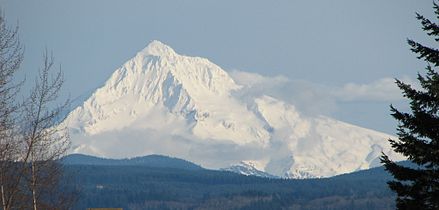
[
  {"xmin": 1, "ymin": 183, "xmax": 7, "ymax": 210},
  {"xmin": 31, "ymin": 157, "xmax": 37, "ymax": 210}
]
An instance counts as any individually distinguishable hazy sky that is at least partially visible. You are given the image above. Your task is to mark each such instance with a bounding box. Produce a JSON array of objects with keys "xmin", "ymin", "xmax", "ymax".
[{"xmin": 1, "ymin": 0, "xmax": 434, "ymax": 134}]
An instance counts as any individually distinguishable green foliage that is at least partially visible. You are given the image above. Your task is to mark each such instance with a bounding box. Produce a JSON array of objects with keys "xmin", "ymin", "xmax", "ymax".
[{"xmin": 381, "ymin": 2, "xmax": 439, "ymax": 210}]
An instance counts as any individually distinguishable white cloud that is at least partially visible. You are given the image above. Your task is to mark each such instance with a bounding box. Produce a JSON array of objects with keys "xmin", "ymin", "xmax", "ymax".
[
  {"xmin": 229, "ymin": 70, "xmax": 289, "ymax": 88},
  {"xmin": 332, "ymin": 76, "xmax": 417, "ymax": 102},
  {"xmin": 71, "ymin": 128, "xmax": 268, "ymax": 169},
  {"xmin": 228, "ymin": 70, "xmax": 417, "ymax": 116},
  {"xmin": 229, "ymin": 70, "xmax": 337, "ymax": 116}
]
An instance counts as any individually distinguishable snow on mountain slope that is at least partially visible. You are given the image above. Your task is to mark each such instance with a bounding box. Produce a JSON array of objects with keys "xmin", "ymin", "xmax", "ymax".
[
  {"xmin": 66, "ymin": 41, "xmax": 269, "ymax": 145},
  {"xmin": 62, "ymin": 40, "xmax": 404, "ymax": 178},
  {"xmin": 251, "ymin": 95, "xmax": 399, "ymax": 178},
  {"xmin": 222, "ymin": 161, "xmax": 278, "ymax": 178}
]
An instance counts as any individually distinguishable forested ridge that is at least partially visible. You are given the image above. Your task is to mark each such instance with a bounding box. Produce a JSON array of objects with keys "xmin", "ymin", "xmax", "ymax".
[{"xmin": 63, "ymin": 158, "xmax": 401, "ymax": 210}]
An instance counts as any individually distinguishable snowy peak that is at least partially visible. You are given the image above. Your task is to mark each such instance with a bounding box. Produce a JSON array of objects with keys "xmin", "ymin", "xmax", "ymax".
[
  {"xmin": 222, "ymin": 162, "xmax": 278, "ymax": 178},
  {"xmin": 140, "ymin": 40, "xmax": 177, "ymax": 57},
  {"xmin": 95, "ymin": 40, "xmax": 239, "ymax": 104},
  {"xmin": 123, "ymin": 40, "xmax": 239, "ymax": 98},
  {"xmin": 64, "ymin": 40, "xmax": 405, "ymax": 179},
  {"xmin": 64, "ymin": 40, "xmax": 258, "ymax": 142}
]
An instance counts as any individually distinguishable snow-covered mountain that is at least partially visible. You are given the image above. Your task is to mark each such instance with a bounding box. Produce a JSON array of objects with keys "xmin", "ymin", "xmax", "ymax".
[
  {"xmin": 62, "ymin": 40, "xmax": 404, "ymax": 178},
  {"xmin": 221, "ymin": 161, "xmax": 278, "ymax": 178}
]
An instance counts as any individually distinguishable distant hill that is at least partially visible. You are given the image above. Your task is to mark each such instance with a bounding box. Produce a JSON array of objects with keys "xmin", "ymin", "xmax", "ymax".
[
  {"xmin": 61, "ymin": 156, "xmax": 410, "ymax": 210},
  {"xmin": 61, "ymin": 153, "xmax": 204, "ymax": 171},
  {"xmin": 332, "ymin": 160, "xmax": 415, "ymax": 181}
]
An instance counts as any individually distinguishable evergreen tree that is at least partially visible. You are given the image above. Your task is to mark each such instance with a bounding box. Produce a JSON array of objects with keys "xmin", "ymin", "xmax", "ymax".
[{"xmin": 381, "ymin": 3, "xmax": 439, "ymax": 210}]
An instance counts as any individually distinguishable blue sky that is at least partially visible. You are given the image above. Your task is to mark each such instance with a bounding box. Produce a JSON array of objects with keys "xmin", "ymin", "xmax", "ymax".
[{"xmin": 1, "ymin": 0, "xmax": 434, "ymax": 134}]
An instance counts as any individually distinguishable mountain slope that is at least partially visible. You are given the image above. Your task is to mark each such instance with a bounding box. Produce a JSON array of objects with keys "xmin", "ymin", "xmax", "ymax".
[
  {"xmin": 221, "ymin": 161, "xmax": 278, "ymax": 178},
  {"xmin": 61, "ymin": 153, "xmax": 203, "ymax": 170},
  {"xmin": 62, "ymin": 40, "xmax": 404, "ymax": 178}
]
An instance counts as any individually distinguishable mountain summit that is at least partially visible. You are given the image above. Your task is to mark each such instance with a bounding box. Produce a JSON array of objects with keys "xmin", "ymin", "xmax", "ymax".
[
  {"xmin": 63, "ymin": 40, "xmax": 404, "ymax": 178},
  {"xmin": 140, "ymin": 40, "xmax": 177, "ymax": 56}
]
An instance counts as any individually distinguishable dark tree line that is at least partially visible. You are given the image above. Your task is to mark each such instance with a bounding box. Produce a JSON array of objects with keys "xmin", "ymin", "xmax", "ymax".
[{"xmin": 65, "ymin": 164, "xmax": 396, "ymax": 210}]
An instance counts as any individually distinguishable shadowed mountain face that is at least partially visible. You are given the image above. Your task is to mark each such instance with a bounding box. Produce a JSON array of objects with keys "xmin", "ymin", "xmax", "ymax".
[{"xmin": 62, "ymin": 40, "xmax": 404, "ymax": 178}]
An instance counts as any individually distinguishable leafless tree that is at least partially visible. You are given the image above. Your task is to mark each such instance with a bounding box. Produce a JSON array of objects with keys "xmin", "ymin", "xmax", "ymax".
[
  {"xmin": 21, "ymin": 52, "xmax": 71, "ymax": 210},
  {"xmin": 0, "ymin": 13, "xmax": 74, "ymax": 210},
  {"xmin": 0, "ymin": 12, "xmax": 23, "ymax": 210}
]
